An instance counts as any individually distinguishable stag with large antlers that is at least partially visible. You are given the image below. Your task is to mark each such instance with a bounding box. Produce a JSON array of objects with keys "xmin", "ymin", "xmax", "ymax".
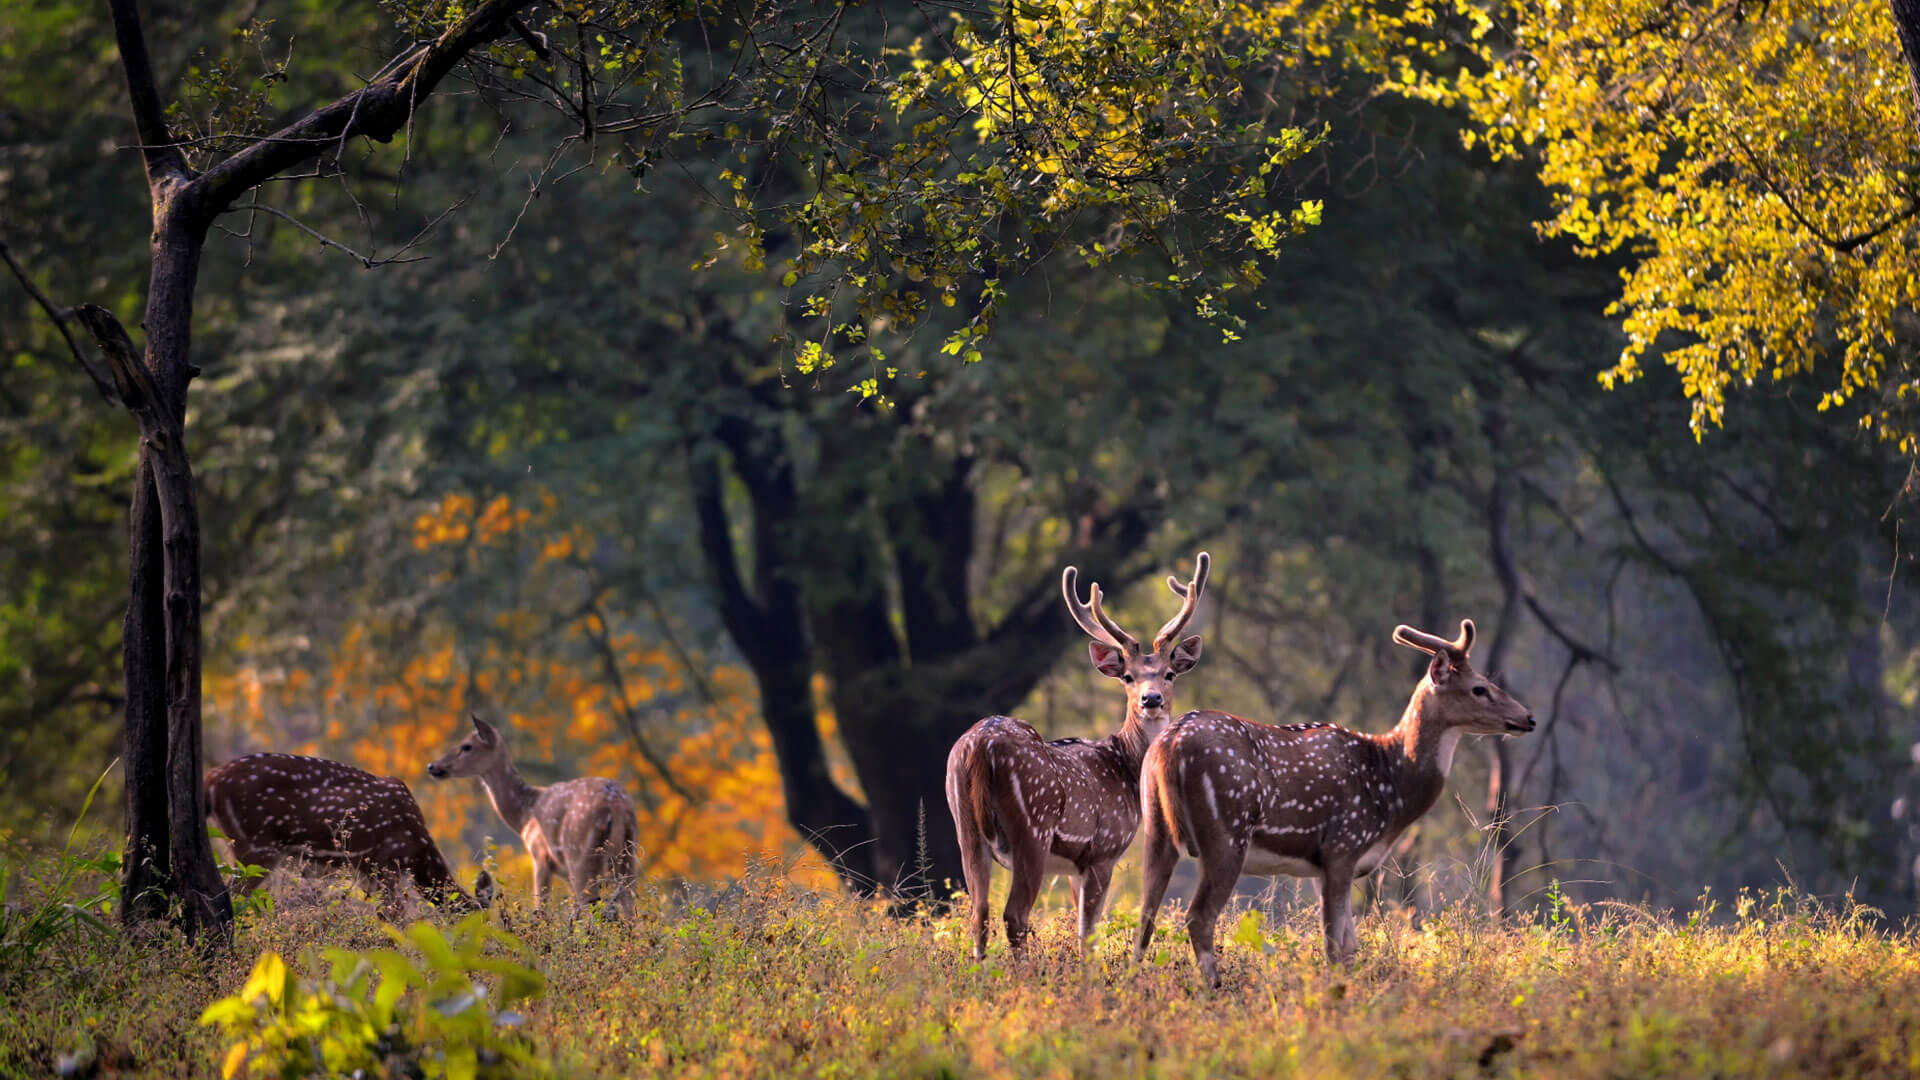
[
  {"xmin": 945, "ymin": 552, "xmax": 1210, "ymax": 959},
  {"xmin": 428, "ymin": 715, "xmax": 639, "ymax": 921},
  {"xmin": 205, "ymin": 753, "xmax": 495, "ymax": 917},
  {"xmin": 1134, "ymin": 619, "xmax": 1533, "ymax": 984}
]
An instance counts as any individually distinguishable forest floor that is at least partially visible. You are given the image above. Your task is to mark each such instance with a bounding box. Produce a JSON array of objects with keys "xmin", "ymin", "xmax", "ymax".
[{"xmin": 4, "ymin": 849, "xmax": 1919, "ymax": 1079}]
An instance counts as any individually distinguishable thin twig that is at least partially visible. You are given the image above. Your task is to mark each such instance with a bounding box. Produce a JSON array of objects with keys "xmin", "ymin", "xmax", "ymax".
[
  {"xmin": 0, "ymin": 237, "xmax": 118, "ymax": 403},
  {"xmin": 222, "ymin": 202, "xmax": 432, "ymax": 268}
]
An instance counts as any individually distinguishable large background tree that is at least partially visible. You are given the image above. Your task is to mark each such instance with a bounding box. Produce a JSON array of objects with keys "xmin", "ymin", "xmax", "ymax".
[{"xmin": 10, "ymin": 0, "xmax": 1325, "ymax": 935}]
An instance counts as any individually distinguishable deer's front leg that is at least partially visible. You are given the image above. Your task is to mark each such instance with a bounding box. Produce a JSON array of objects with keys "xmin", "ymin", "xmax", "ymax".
[
  {"xmin": 530, "ymin": 858, "xmax": 553, "ymax": 911},
  {"xmin": 1320, "ymin": 861, "xmax": 1359, "ymax": 965},
  {"xmin": 1075, "ymin": 862, "xmax": 1114, "ymax": 951}
]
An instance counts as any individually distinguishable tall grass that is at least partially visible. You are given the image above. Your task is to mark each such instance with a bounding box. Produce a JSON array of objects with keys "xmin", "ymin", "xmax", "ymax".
[
  {"xmin": 2, "ymin": 847, "xmax": 1917, "ymax": 1078},
  {"xmin": 0, "ymin": 761, "xmax": 120, "ymax": 975}
]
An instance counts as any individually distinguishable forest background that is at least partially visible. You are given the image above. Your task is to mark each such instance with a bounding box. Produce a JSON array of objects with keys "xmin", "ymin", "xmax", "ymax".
[{"xmin": 6, "ymin": 0, "xmax": 1920, "ymax": 925}]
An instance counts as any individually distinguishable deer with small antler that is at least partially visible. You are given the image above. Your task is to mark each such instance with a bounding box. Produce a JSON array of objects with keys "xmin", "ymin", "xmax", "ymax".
[
  {"xmin": 205, "ymin": 753, "xmax": 495, "ymax": 918},
  {"xmin": 1134, "ymin": 618, "xmax": 1533, "ymax": 985},
  {"xmin": 428, "ymin": 715, "xmax": 639, "ymax": 921},
  {"xmin": 944, "ymin": 552, "xmax": 1210, "ymax": 959}
]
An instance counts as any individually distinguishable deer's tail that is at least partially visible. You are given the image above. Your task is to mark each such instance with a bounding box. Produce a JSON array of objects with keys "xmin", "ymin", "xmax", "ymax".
[
  {"xmin": 1143, "ymin": 738, "xmax": 1193, "ymax": 859},
  {"xmin": 966, "ymin": 740, "xmax": 1002, "ymax": 851}
]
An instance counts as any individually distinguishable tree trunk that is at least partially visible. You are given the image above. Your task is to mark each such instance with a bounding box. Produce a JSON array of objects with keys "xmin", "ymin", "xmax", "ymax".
[
  {"xmin": 1481, "ymin": 474, "xmax": 1522, "ymax": 918},
  {"xmin": 119, "ymin": 457, "xmax": 172, "ymax": 924},
  {"xmin": 687, "ymin": 432, "xmax": 879, "ymax": 891},
  {"xmin": 829, "ymin": 676, "xmax": 975, "ymax": 901},
  {"xmin": 756, "ymin": 658, "xmax": 879, "ymax": 890},
  {"xmin": 94, "ymin": 0, "xmax": 535, "ymax": 938},
  {"xmin": 78, "ymin": 302, "xmax": 232, "ymax": 940}
]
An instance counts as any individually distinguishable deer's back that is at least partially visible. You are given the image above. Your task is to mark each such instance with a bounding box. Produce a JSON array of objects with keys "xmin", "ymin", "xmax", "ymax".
[
  {"xmin": 206, "ymin": 752, "xmax": 439, "ymax": 858},
  {"xmin": 950, "ymin": 715, "xmax": 1140, "ymax": 864},
  {"xmin": 1151, "ymin": 710, "xmax": 1421, "ymax": 871}
]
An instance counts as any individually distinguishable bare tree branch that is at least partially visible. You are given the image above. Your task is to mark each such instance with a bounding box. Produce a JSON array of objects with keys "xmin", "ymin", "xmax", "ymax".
[
  {"xmin": 191, "ymin": 0, "xmax": 539, "ymax": 220},
  {"xmin": 0, "ymin": 236, "xmax": 118, "ymax": 403},
  {"xmin": 106, "ymin": 0, "xmax": 190, "ymax": 188}
]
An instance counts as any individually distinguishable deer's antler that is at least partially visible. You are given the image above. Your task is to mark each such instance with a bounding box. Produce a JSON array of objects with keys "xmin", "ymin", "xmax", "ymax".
[
  {"xmin": 1154, "ymin": 551, "xmax": 1211, "ymax": 653},
  {"xmin": 1063, "ymin": 565, "xmax": 1140, "ymax": 653},
  {"xmin": 1392, "ymin": 618, "xmax": 1476, "ymax": 657}
]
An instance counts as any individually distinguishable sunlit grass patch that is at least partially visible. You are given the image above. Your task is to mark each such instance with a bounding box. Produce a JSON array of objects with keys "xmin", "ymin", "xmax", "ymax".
[{"xmin": 3, "ymin": 846, "xmax": 1918, "ymax": 1078}]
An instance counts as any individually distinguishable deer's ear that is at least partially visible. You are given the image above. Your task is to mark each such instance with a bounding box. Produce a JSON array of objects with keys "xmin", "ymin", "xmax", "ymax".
[
  {"xmin": 1169, "ymin": 635, "xmax": 1203, "ymax": 675},
  {"xmin": 1089, "ymin": 640, "xmax": 1128, "ymax": 678},
  {"xmin": 1427, "ymin": 650, "xmax": 1457, "ymax": 686},
  {"xmin": 471, "ymin": 714, "xmax": 500, "ymax": 745}
]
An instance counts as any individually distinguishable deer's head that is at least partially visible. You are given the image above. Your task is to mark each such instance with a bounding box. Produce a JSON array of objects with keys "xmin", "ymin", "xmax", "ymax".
[
  {"xmin": 1062, "ymin": 551, "xmax": 1209, "ymax": 743},
  {"xmin": 1393, "ymin": 619, "xmax": 1535, "ymax": 736},
  {"xmin": 428, "ymin": 714, "xmax": 506, "ymax": 780}
]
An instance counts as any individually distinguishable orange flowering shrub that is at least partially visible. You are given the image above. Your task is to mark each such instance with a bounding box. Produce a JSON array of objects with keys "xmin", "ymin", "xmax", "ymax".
[{"xmin": 206, "ymin": 490, "xmax": 850, "ymax": 888}]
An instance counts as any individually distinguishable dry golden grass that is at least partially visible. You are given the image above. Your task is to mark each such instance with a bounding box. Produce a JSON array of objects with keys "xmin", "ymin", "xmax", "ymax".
[{"xmin": 4, "ymin": 853, "xmax": 1919, "ymax": 1078}]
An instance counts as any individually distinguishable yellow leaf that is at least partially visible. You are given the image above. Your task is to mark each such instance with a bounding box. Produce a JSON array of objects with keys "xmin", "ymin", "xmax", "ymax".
[
  {"xmin": 221, "ymin": 1042, "xmax": 248, "ymax": 1079},
  {"xmin": 241, "ymin": 951, "xmax": 286, "ymax": 1006}
]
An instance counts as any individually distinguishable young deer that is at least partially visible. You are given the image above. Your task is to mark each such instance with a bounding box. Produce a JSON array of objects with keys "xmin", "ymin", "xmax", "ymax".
[
  {"xmin": 427, "ymin": 715, "xmax": 639, "ymax": 920},
  {"xmin": 945, "ymin": 552, "xmax": 1210, "ymax": 959},
  {"xmin": 1134, "ymin": 619, "xmax": 1533, "ymax": 985},
  {"xmin": 204, "ymin": 753, "xmax": 495, "ymax": 917}
]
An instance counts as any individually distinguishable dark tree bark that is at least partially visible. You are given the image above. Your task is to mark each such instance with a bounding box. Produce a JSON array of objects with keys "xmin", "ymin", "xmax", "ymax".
[
  {"xmin": 78, "ymin": 305, "xmax": 229, "ymax": 935},
  {"xmin": 119, "ymin": 456, "xmax": 172, "ymax": 924},
  {"xmin": 1481, "ymin": 470, "xmax": 1523, "ymax": 919},
  {"xmin": 93, "ymin": 0, "xmax": 538, "ymax": 939},
  {"xmin": 688, "ymin": 428, "xmax": 880, "ymax": 891},
  {"xmin": 688, "ymin": 384, "xmax": 1165, "ymax": 898},
  {"xmin": 1892, "ymin": 0, "xmax": 1920, "ymax": 124}
]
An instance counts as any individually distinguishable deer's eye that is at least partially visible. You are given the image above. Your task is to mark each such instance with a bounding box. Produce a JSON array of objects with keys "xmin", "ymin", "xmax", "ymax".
[
  {"xmin": 1472, "ymin": 686, "xmax": 1488, "ymax": 698},
  {"xmin": 460, "ymin": 744, "xmax": 471, "ymax": 752},
  {"xmin": 1122, "ymin": 674, "xmax": 1134, "ymax": 683}
]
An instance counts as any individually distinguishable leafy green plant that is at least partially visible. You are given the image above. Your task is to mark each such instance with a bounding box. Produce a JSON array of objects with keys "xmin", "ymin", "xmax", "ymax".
[
  {"xmin": 0, "ymin": 761, "xmax": 119, "ymax": 976},
  {"xmin": 206, "ymin": 824, "xmax": 275, "ymax": 920},
  {"xmin": 199, "ymin": 912, "xmax": 550, "ymax": 1079}
]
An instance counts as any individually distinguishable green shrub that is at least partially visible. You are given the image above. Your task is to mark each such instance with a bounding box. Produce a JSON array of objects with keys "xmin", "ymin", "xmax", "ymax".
[{"xmin": 199, "ymin": 912, "xmax": 550, "ymax": 1079}]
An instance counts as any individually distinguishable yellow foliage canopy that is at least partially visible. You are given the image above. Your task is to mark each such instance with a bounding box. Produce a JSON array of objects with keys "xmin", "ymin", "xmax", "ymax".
[{"xmin": 1415, "ymin": 0, "xmax": 1920, "ymax": 445}]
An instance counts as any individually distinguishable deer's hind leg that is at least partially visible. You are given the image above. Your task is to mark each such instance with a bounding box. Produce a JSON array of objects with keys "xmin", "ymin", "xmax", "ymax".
[
  {"xmin": 947, "ymin": 755, "xmax": 997, "ymax": 959},
  {"xmin": 1075, "ymin": 862, "xmax": 1114, "ymax": 953},
  {"xmin": 1185, "ymin": 835, "xmax": 1249, "ymax": 989},
  {"xmin": 1001, "ymin": 836, "xmax": 1050, "ymax": 954},
  {"xmin": 566, "ymin": 852, "xmax": 607, "ymax": 924},
  {"xmin": 957, "ymin": 837, "xmax": 994, "ymax": 960},
  {"xmin": 1133, "ymin": 805, "xmax": 1180, "ymax": 964}
]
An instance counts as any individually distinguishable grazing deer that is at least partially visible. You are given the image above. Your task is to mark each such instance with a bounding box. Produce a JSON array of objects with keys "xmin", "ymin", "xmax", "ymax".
[
  {"xmin": 427, "ymin": 715, "xmax": 639, "ymax": 920},
  {"xmin": 204, "ymin": 753, "xmax": 494, "ymax": 917},
  {"xmin": 1134, "ymin": 619, "xmax": 1533, "ymax": 985},
  {"xmin": 945, "ymin": 552, "xmax": 1210, "ymax": 959}
]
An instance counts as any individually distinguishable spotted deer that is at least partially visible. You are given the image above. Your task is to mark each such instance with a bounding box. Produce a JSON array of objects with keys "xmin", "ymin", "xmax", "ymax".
[
  {"xmin": 945, "ymin": 552, "xmax": 1210, "ymax": 959},
  {"xmin": 1134, "ymin": 619, "xmax": 1534, "ymax": 985},
  {"xmin": 204, "ymin": 752, "xmax": 494, "ymax": 917},
  {"xmin": 427, "ymin": 715, "xmax": 639, "ymax": 920}
]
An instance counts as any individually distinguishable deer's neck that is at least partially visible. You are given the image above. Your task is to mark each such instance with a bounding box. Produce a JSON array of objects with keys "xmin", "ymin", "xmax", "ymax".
[
  {"xmin": 1103, "ymin": 707, "xmax": 1152, "ymax": 778},
  {"xmin": 1373, "ymin": 684, "xmax": 1460, "ymax": 828},
  {"xmin": 478, "ymin": 756, "xmax": 543, "ymax": 834}
]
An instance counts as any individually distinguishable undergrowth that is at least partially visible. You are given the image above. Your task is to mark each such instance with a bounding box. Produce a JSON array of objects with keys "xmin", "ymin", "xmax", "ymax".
[{"xmin": 2, "ymin": 849, "xmax": 1917, "ymax": 1078}]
